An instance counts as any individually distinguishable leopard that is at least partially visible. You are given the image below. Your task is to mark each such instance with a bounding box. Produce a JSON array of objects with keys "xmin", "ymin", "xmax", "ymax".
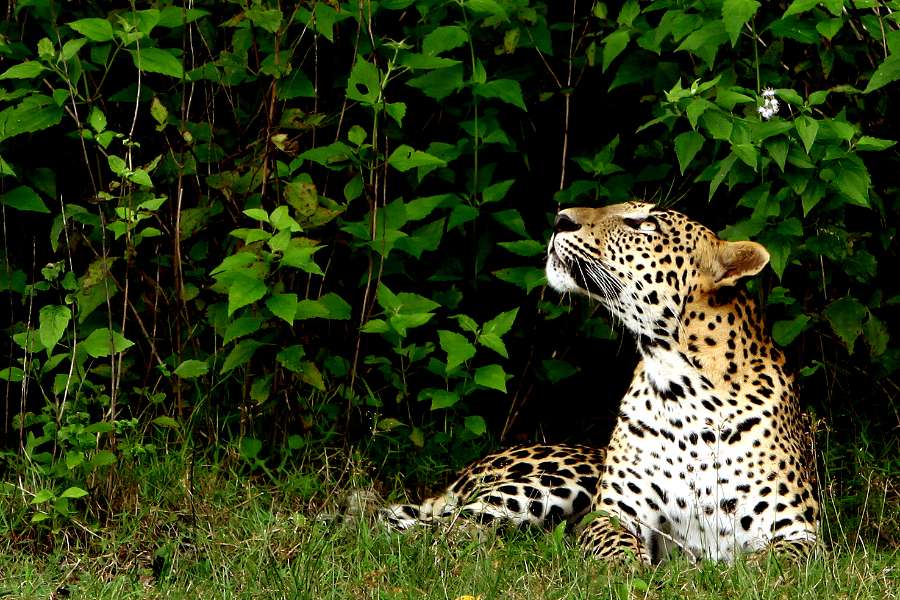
[{"xmin": 384, "ymin": 201, "xmax": 819, "ymax": 564}]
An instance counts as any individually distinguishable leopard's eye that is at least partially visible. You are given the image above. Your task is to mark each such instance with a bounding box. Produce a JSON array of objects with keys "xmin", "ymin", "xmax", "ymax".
[{"xmin": 624, "ymin": 217, "xmax": 658, "ymax": 233}]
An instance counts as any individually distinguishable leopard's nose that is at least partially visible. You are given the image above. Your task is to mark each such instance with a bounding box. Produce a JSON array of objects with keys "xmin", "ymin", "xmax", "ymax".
[{"xmin": 554, "ymin": 212, "xmax": 581, "ymax": 234}]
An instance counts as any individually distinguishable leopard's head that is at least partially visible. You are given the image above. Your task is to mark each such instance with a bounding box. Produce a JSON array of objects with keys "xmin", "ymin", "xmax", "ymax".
[{"xmin": 546, "ymin": 201, "xmax": 769, "ymax": 343}]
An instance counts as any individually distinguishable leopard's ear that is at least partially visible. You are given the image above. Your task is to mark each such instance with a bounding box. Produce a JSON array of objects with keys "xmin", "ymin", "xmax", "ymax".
[{"xmin": 713, "ymin": 240, "xmax": 769, "ymax": 287}]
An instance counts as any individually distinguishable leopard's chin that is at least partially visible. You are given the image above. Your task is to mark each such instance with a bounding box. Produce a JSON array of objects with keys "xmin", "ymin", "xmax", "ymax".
[{"xmin": 545, "ymin": 251, "xmax": 579, "ymax": 294}]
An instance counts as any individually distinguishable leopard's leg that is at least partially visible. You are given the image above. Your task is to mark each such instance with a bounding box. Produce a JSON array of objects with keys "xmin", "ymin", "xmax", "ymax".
[{"xmin": 577, "ymin": 514, "xmax": 651, "ymax": 563}]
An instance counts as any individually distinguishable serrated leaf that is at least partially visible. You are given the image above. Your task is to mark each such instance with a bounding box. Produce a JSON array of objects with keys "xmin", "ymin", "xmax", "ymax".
[
  {"xmin": 863, "ymin": 314, "xmax": 889, "ymax": 356},
  {"xmin": 783, "ymin": 0, "xmax": 819, "ymax": 17},
  {"xmin": 823, "ymin": 297, "xmax": 867, "ymax": 353},
  {"xmin": 223, "ymin": 316, "xmax": 262, "ymax": 345},
  {"xmin": 464, "ymin": 415, "xmax": 487, "ymax": 435},
  {"xmin": 220, "ymin": 339, "xmax": 263, "ymax": 373},
  {"xmin": 602, "ymin": 30, "xmax": 630, "ymax": 72},
  {"xmin": 423, "ymin": 388, "xmax": 459, "ymax": 410},
  {"xmin": 493, "ymin": 266, "xmax": 545, "ymax": 293},
  {"xmin": 0, "ymin": 61, "xmax": 47, "ymax": 80},
  {"xmin": 266, "ymin": 293, "xmax": 298, "ymax": 324},
  {"xmin": 855, "ymin": 136, "xmax": 896, "ymax": 151},
  {"xmin": 438, "ymin": 329, "xmax": 476, "ymax": 371},
  {"xmin": 864, "ymin": 53, "xmax": 900, "ymax": 94},
  {"xmin": 1, "ymin": 186, "xmax": 49, "ymax": 213},
  {"xmin": 476, "ymin": 332, "xmax": 507, "ymax": 358},
  {"xmin": 225, "ymin": 271, "xmax": 267, "ymax": 315},
  {"xmin": 174, "ymin": 359, "xmax": 208, "ymax": 378},
  {"xmin": 708, "ymin": 154, "xmax": 737, "ymax": 201},
  {"xmin": 423, "ymin": 25, "xmax": 469, "ymax": 55},
  {"xmin": 59, "ymin": 486, "xmax": 88, "ymax": 499},
  {"xmin": 482, "ymin": 179, "xmax": 515, "ymax": 204},
  {"xmin": 68, "ymin": 18, "xmax": 114, "ymax": 41},
  {"xmin": 498, "ymin": 239, "xmax": 544, "ymax": 256},
  {"xmin": 722, "ymin": 0, "xmax": 760, "ymax": 46},
  {"xmin": 152, "ymin": 416, "xmax": 180, "ymax": 429},
  {"xmin": 795, "ymin": 116, "xmax": 818, "ymax": 154},
  {"xmin": 674, "ymin": 131, "xmax": 704, "ymax": 174},
  {"xmin": 130, "ymin": 48, "xmax": 184, "ymax": 78},
  {"xmin": 541, "ymin": 359, "xmax": 577, "ymax": 383},
  {"xmin": 276, "ymin": 345, "xmax": 306, "ymax": 373},
  {"xmin": 474, "ymin": 79, "xmax": 526, "ymax": 110},
  {"xmin": 38, "ymin": 305, "xmax": 71, "ymax": 352},
  {"xmin": 483, "ymin": 308, "xmax": 518, "ymax": 337},
  {"xmin": 474, "ymin": 364, "xmax": 507, "ymax": 392},
  {"xmin": 32, "ymin": 490, "xmax": 55, "ymax": 504},
  {"xmin": 772, "ymin": 314, "xmax": 810, "ymax": 346},
  {"xmin": 347, "ymin": 59, "xmax": 381, "ymax": 105},
  {"xmin": 83, "ymin": 328, "xmax": 134, "ymax": 358},
  {"xmin": 387, "ymin": 145, "xmax": 446, "ymax": 172}
]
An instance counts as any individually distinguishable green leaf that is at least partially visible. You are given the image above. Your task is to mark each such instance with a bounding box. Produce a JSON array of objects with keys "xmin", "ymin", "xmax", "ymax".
[
  {"xmin": 60, "ymin": 486, "xmax": 89, "ymax": 500},
  {"xmin": 152, "ymin": 416, "xmax": 180, "ymax": 429},
  {"xmin": 387, "ymin": 145, "xmax": 447, "ymax": 172},
  {"xmin": 674, "ymin": 131, "xmax": 704, "ymax": 174},
  {"xmin": 438, "ymin": 329, "xmax": 476, "ymax": 371},
  {"xmin": 83, "ymin": 328, "xmax": 134, "ymax": 358},
  {"xmin": 474, "ymin": 79, "xmax": 526, "ymax": 110},
  {"xmin": 831, "ymin": 157, "xmax": 870, "ymax": 206},
  {"xmin": 1, "ymin": 186, "xmax": 49, "ymax": 213},
  {"xmin": 602, "ymin": 30, "xmax": 630, "ymax": 72},
  {"xmin": 731, "ymin": 143, "xmax": 758, "ymax": 170},
  {"xmin": 38, "ymin": 305, "xmax": 71, "ymax": 353},
  {"xmin": 406, "ymin": 65, "xmax": 464, "ymax": 100},
  {"xmin": 483, "ymin": 308, "xmax": 518, "ymax": 337},
  {"xmin": 482, "ymin": 179, "xmax": 515, "ymax": 204},
  {"xmin": 266, "ymin": 293, "xmax": 298, "ymax": 324},
  {"xmin": 722, "ymin": 0, "xmax": 760, "ymax": 46},
  {"xmin": 474, "ymin": 364, "xmax": 507, "ymax": 392},
  {"xmin": 464, "ymin": 415, "xmax": 487, "ymax": 436},
  {"xmin": 422, "ymin": 388, "xmax": 459, "ymax": 410},
  {"xmin": 863, "ymin": 314, "xmax": 889, "ymax": 356},
  {"xmin": 823, "ymin": 297, "xmax": 867, "ymax": 353},
  {"xmin": 276, "ymin": 345, "xmax": 306, "ymax": 373},
  {"xmin": 855, "ymin": 136, "xmax": 896, "ymax": 152},
  {"xmin": 0, "ymin": 101, "xmax": 63, "ymax": 143},
  {"xmin": 32, "ymin": 490, "xmax": 55, "ymax": 504},
  {"xmin": 225, "ymin": 271, "xmax": 267, "ymax": 315},
  {"xmin": 129, "ymin": 48, "xmax": 184, "ymax": 78},
  {"xmin": 68, "ymin": 18, "xmax": 114, "ymax": 41},
  {"xmin": 0, "ymin": 61, "xmax": 47, "ymax": 80},
  {"xmin": 493, "ymin": 266, "xmax": 545, "ymax": 293},
  {"xmin": 223, "ymin": 316, "xmax": 262, "ymax": 345},
  {"xmin": 174, "ymin": 359, "xmax": 209, "ymax": 378},
  {"xmin": 247, "ymin": 7, "xmax": 282, "ymax": 32},
  {"xmin": 221, "ymin": 339, "xmax": 263, "ymax": 373},
  {"xmin": 541, "ymin": 359, "xmax": 578, "ymax": 383},
  {"xmin": 783, "ymin": 0, "xmax": 819, "ymax": 17},
  {"xmin": 772, "ymin": 314, "xmax": 810, "ymax": 346},
  {"xmin": 708, "ymin": 154, "xmax": 738, "ymax": 201},
  {"xmin": 347, "ymin": 60, "xmax": 381, "ymax": 106},
  {"xmin": 767, "ymin": 139, "xmax": 788, "ymax": 171},
  {"xmin": 423, "ymin": 25, "xmax": 468, "ymax": 55},
  {"xmin": 794, "ymin": 116, "xmax": 818, "ymax": 154},
  {"xmin": 498, "ymin": 240, "xmax": 545, "ymax": 257},
  {"xmin": 700, "ymin": 111, "xmax": 732, "ymax": 141},
  {"xmin": 864, "ymin": 54, "xmax": 900, "ymax": 94}
]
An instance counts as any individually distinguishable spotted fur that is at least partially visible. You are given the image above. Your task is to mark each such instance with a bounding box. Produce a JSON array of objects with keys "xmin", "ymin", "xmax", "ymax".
[
  {"xmin": 383, "ymin": 444, "xmax": 604, "ymax": 530},
  {"xmin": 386, "ymin": 201, "xmax": 819, "ymax": 564}
]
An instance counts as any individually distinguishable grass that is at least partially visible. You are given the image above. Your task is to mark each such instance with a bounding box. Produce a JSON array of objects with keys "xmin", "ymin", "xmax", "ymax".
[{"xmin": 1, "ymin": 449, "xmax": 898, "ymax": 599}]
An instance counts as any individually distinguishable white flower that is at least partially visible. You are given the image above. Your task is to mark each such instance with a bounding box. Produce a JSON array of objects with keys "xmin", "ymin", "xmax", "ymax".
[{"xmin": 758, "ymin": 87, "xmax": 779, "ymax": 120}]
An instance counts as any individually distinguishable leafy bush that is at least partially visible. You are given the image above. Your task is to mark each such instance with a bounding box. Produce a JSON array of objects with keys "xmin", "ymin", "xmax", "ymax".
[{"xmin": 0, "ymin": 0, "xmax": 897, "ymax": 533}]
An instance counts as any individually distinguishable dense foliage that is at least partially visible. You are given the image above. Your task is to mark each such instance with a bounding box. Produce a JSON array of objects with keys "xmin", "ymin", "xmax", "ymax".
[{"xmin": 0, "ymin": 0, "xmax": 897, "ymax": 535}]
